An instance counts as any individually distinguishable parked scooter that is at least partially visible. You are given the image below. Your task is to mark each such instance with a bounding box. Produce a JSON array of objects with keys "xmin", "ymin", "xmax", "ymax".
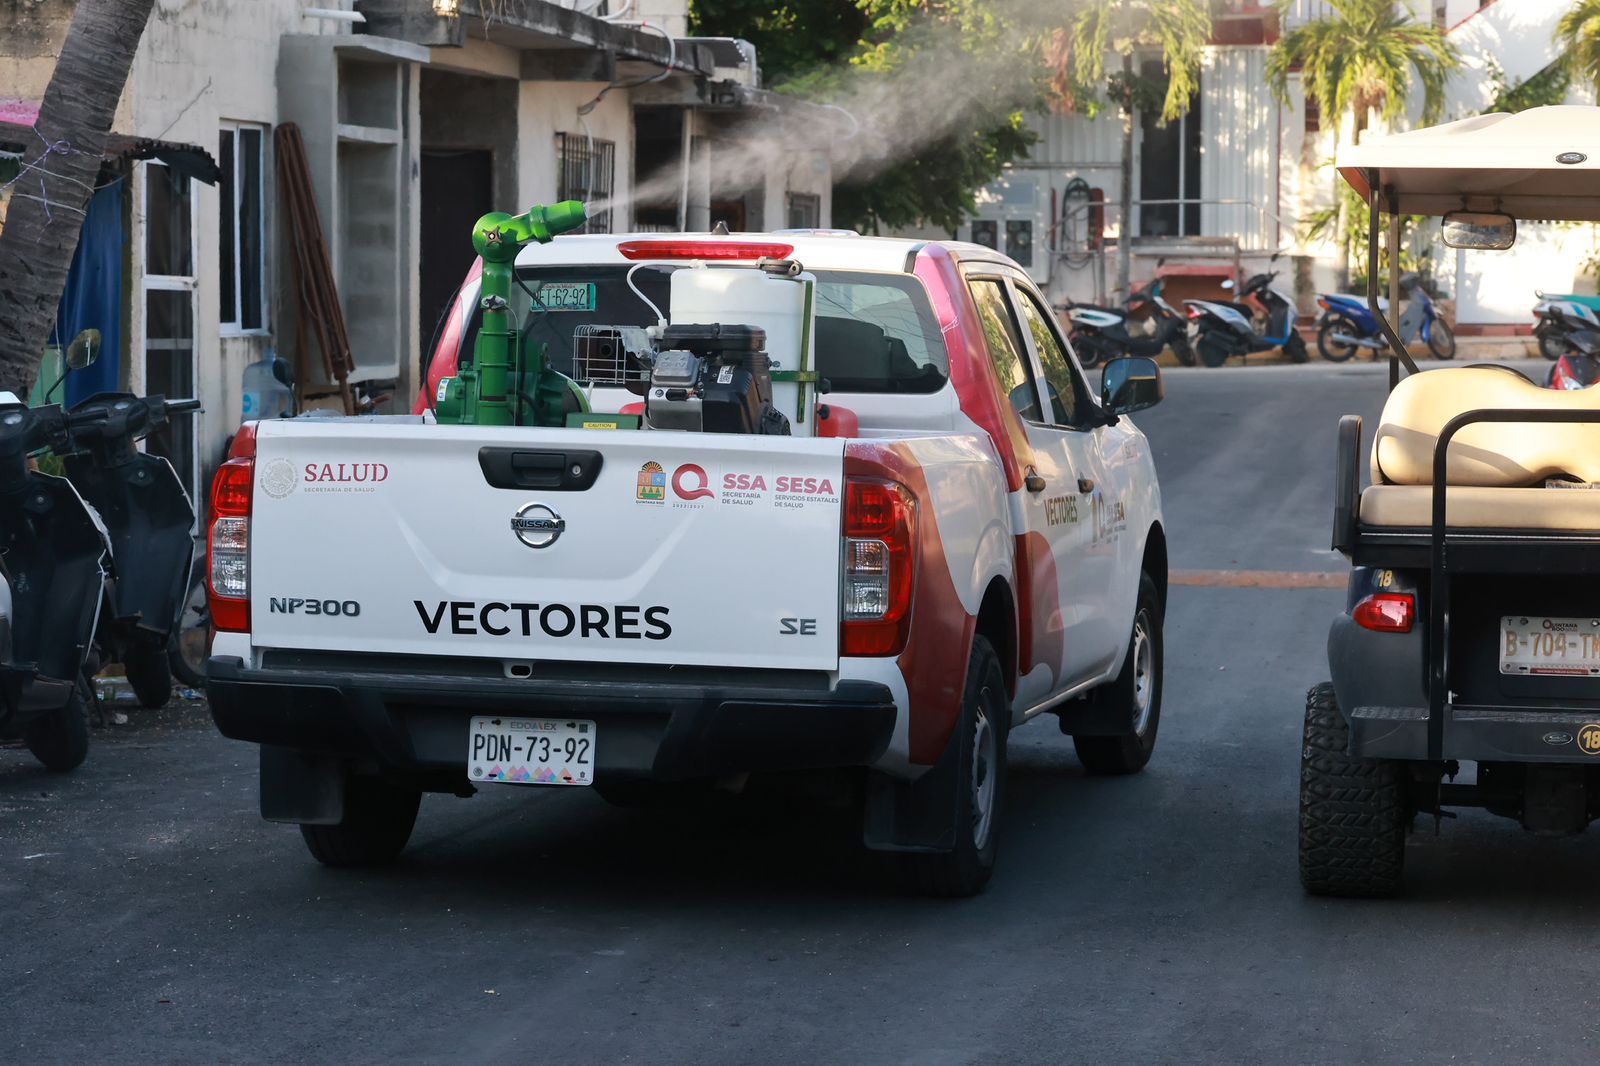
[
  {"xmin": 59, "ymin": 389, "xmax": 200, "ymax": 708},
  {"xmin": 1316, "ymin": 272, "xmax": 1456, "ymax": 362},
  {"xmin": 1064, "ymin": 278, "xmax": 1195, "ymax": 369},
  {"xmin": 1532, "ymin": 292, "xmax": 1600, "ymax": 360},
  {"xmin": 1184, "ymin": 271, "xmax": 1309, "ymax": 367},
  {"xmin": 1542, "ymin": 306, "xmax": 1600, "ymax": 389},
  {"xmin": 0, "ymin": 336, "xmax": 111, "ymax": 771}
]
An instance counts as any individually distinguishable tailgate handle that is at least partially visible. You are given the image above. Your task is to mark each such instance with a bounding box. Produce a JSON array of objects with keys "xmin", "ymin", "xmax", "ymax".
[{"xmin": 478, "ymin": 448, "xmax": 604, "ymax": 491}]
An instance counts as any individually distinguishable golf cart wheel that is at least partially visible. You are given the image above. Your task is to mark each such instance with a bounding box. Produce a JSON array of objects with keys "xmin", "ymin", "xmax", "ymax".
[
  {"xmin": 895, "ymin": 635, "xmax": 1008, "ymax": 898},
  {"xmin": 1298, "ymin": 682, "xmax": 1407, "ymax": 898},
  {"xmin": 1284, "ymin": 329, "xmax": 1310, "ymax": 364},
  {"xmin": 1427, "ymin": 320, "xmax": 1457, "ymax": 360},
  {"xmin": 1317, "ymin": 317, "xmax": 1360, "ymax": 362},
  {"xmin": 24, "ymin": 682, "xmax": 91, "ymax": 773},
  {"xmin": 1074, "ymin": 572, "xmax": 1163, "ymax": 775},
  {"xmin": 299, "ymin": 776, "xmax": 422, "ymax": 868},
  {"xmin": 124, "ymin": 643, "xmax": 173, "ymax": 710},
  {"xmin": 1539, "ymin": 332, "xmax": 1569, "ymax": 361},
  {"xmin": 1169, "ymin": 333, "xmax": 1197, "ymax": 367}
]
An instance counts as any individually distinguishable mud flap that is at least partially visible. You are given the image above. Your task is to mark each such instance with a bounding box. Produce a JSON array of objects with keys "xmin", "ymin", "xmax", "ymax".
[
  {"xmin": 861, "ymin": 730, "xmax": 963, "ymax": 853},
  {"xmin": 260, "ymin": 745, "xmax": 345, "ymax": 825}
]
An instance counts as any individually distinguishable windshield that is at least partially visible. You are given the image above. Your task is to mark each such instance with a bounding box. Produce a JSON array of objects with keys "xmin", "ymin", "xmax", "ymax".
[{"xmin": 492, "ymin": 264, "xmax": 949, "ymax": 394}]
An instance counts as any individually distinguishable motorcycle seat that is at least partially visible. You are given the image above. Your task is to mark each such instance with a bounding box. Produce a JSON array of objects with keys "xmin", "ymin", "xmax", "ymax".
[{"xmin": 1361, "ymin": 366, "xmax": 1600, "ymax": 528}]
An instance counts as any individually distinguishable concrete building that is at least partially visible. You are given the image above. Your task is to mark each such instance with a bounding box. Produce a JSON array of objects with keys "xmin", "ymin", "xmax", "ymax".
[
  {"xmin": 949, "ymin": 0, "xmax": 1587, "ymax": 331},
  {"xmin": 0, "ymin": 0, "xmax": 831, "ymax": 506}
]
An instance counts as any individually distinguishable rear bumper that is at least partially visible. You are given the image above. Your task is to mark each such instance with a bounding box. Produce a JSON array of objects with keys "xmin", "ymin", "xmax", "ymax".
[{"xmin": 206, "ymin": 654, "xmax": 897, "ymax": 783}]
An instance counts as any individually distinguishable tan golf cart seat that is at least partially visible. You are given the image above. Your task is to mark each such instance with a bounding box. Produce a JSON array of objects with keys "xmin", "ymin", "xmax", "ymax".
[{"xmin": 1359, "ymin": 365, "xmax": 1600, "ymax": 529}]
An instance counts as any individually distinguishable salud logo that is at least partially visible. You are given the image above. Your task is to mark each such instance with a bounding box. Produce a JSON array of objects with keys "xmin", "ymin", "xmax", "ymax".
[{"xmin": 260, "ymin": 458, "xmax": 297, "ymax": 499}]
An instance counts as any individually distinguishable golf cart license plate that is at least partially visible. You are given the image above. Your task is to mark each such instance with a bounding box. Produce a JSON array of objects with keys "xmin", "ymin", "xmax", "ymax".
[
  {"xmin": 468, "ymin": 716, "xmax": 595, "ymax": 786},
  {"xmin": 1500, "ymin": 616, "xmax": 1600, "ymax": 676}
]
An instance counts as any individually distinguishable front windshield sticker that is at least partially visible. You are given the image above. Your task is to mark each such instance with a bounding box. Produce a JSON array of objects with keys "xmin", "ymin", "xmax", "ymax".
[{"xmin": 533, "ymin": 282, "xmax": 597, "ymax": 312}]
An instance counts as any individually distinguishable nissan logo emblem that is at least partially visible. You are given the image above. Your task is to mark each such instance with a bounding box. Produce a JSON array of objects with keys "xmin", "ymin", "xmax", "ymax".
[
  {"xmin": 510, "ymin": 502, "xmax": 565, "ymax": 549},
  {"xmin": 1558, "ymin": 151, "xmax": 1588, "ymax": 165}
]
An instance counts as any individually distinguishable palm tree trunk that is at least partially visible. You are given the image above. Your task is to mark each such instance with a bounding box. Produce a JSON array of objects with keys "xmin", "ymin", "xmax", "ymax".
[
  {"xmin": 1117, "ymin": 52, "xmax": 1135, "ymax": 302},
  {"xmin": 0, "ymin": 0, "xmax": 157, "ymax": 396}
]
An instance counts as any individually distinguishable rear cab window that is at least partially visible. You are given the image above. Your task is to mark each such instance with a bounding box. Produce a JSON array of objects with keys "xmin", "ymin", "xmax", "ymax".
[{"xmin": 488, "ymin": 265, "xmax": 950, "ymax": 396}]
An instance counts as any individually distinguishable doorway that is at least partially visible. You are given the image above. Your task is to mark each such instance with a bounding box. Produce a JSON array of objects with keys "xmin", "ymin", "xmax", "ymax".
[{"xmin": 419, "ymin": 148, "xmax": 493, "ymax": 366}]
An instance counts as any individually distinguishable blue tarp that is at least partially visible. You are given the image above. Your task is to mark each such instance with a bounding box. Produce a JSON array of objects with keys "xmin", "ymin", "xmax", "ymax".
[{"xmin": 54, "ymin": 182, "xmax": 124, "ymax": 406}]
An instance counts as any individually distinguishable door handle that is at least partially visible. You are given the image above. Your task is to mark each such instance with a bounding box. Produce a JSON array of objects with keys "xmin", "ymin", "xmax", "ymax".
[
  {"xmin": 1078, "ymin": 478, "xmax": 1095, "ymax": 495},
  {"xmin": 1024, "ymin": 470, "xmax": 1047, "ymax": 494}
]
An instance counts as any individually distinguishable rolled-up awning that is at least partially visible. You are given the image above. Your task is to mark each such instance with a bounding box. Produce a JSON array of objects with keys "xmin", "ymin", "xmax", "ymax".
[
  {"xmin": 0, "ymin": 98, "xmax": 219, "ymax": 185},
  {"xmin": 1338, "ymin": 105, "xmax": 1600, "ymax": 221}
]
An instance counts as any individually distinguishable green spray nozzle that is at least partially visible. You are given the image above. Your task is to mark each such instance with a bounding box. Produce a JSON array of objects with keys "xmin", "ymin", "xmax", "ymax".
[{"xmin": 471, "ymin": 200, "xmax": 588, "ymax": 262}]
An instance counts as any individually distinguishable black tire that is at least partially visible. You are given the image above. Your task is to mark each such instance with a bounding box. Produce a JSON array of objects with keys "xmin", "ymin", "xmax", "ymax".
[
  {"xmin": 1540, "ymin": 332, "xmax": 1569, "ymax": 361},
  {"xmin": 1198, "ymin": 333, "xmax": 1230, "ymax": 368},
  {"xmin": 1298, "ymin": 682, "xmax": 1408, "ymax": 898},
  {"xmin": 25, "ymin": 682, "xmax": 91, "ymax": 772},
  {"xmin": 1284, "ymin": 329, "xmax": 1310, "ymax": 364},
  {"xmin": 168, "ymin": 567, "xmax": 210, "ymax": 689},
  {"xmin": 897, "ymin": 635, "xmax": 1008, "ymax": 897},
  {"xmin": 124, "ymin": 643, "xmax": 173, "ymax": 709},
  {"xmin": 1074, "ymin": 337, "xmax": 1105, "ymax": 370},
  {"xmin": 1427, "ymin": 319, "xmax": 1457, "ymax": 360},
  {"xmin": 299, "ymin": 776, "xmax": 421, "ymax": 868},
  {"xmin": 1169, "ymin": 331, "xmax": 1196, "ymax": 367},
  {"xmin": 1074, "ymin": 572, "xmax": 1163, "ymax": 775},
  {"xmin": 1317, "ymin": 317, "xmax": 1360, "ymax": 362}
]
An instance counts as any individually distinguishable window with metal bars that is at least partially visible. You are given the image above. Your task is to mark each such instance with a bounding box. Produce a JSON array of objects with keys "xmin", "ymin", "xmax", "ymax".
[{"xmin": 555, "ymin": 133, "xmax": 615, "ymax": 234}]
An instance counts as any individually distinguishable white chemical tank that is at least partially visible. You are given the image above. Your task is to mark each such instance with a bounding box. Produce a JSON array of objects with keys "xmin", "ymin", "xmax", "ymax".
[{"xmin": 669, "ymin": 265, "xmax": 817, "ymax": 434}]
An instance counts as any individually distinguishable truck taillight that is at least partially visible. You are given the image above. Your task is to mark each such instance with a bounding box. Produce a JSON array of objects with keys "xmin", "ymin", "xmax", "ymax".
[
  {"xmin": 842, "ymin": 479, "xmax": 915, "ymax": 657},
  {"xmin": 207, "ymin": 457, "xmax": 254, "ymax": 632}
]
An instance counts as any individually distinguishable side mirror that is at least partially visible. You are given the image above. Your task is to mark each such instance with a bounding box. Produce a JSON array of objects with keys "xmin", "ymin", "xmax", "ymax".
[
  {"xmin": 1101, "ymin": 356, "xmax": 1163, "ymax": 416},
  {"xmin": 65, "ymin": 328, "xmax": 101, "ymax": 370},
  {"xmin": 1442, "ymin": 210, "xmax": 1516, "ymax": 251}
]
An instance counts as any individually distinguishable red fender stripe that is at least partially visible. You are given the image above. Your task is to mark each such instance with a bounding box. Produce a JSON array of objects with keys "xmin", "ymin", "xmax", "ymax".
[
  {"xmin": 414, "ymin": 258, "xmax": 484, "ymax": 415},
  {"xmin": 847, "ymin": 440, "xmax": 977, "ymax": 766}
]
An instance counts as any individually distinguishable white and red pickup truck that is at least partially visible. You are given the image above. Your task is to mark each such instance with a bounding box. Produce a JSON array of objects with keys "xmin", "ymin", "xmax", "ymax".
[{"xmin": 205, "ymin": 232, "xmax": 1169, "ymax": 895}]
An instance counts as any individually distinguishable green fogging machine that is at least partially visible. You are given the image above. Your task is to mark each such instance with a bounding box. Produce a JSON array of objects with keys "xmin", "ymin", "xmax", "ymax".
[{"xmin": 433, "ymin": 200, "xmax": 590, "ymax": 427}]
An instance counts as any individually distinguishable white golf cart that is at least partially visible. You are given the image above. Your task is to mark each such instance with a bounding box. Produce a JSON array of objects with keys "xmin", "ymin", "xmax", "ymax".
[{"xmin": 1303, "ymin": 105, "xmax": 1600, "ymax": 897}]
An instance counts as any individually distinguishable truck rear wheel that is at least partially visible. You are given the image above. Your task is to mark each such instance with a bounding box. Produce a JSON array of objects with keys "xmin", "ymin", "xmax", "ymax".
[
  {"xmin": 299, "ymin": 776, "xmax": 421, "ymax": 868},
  {"xmin": 896, "ymin": 635, "xmax": 1008, "ymax": 898},
  {"xmin": 1074, "ymin": 573, "xmax": 1163, "ymax": 775},
  {"xmin": 1298, "ymin": 682, "xmax": 1407, "ymax": 897}
]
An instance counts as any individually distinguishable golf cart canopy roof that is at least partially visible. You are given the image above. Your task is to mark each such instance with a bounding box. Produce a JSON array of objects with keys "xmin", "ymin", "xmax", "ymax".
[{"xmin": 1338, "ymin": 105, "xmax": 1600, "ymax": 221}]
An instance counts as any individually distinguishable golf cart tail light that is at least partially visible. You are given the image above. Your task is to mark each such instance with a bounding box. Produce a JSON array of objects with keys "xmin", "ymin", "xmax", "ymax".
[
  {"xmin": 207, "ymin": 457, "xmax": 253, "ymax": 632},
  {"xmin": 1354, "ymin": 593, "xmax": 1414, "ymax": 633},
  {"xmin": 616, "ymin": 240, "xmax": 795, "ymax": 261},
  {"xmin": 842, "ymin": 479, "xmax": 915, "ymax": 656}
]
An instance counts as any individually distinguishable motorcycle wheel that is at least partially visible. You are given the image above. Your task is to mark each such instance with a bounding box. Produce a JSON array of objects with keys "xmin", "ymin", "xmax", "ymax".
[
  {"xmin": 125, "ymin": 643, "xmax": 173, "ymax": 710},
  {"xmin": 169, "ymin": 565, "xmax": 210, "ymax": 690},
  {"xmin": 1427, "ymin": 320, "xmax": 1457, "ymax": 360},
  {"xmin": 25, "ymin": 680, "xmax": 91, "ymax": 772},
  {"xmin": 1198, "ymin": 333, "xmax": 1231, "ymax": 368},
  {"xmin": 1539, "ymin": 332, "xmax": 1569, "ymax": 361},
  {"xmin": 1317, "ymin": 317, "xmax": 1361, "ymax": 362},
  {"xmin": 1169, "ymin": 332, "xmax": 1196, "ymax": 367},
  {"xmin": 1074, "ymin": 338, "xmax": 1105, "ymax": 370}
]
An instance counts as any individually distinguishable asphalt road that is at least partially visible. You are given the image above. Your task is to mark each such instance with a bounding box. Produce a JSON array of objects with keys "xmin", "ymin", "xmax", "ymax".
[{"xmin": 5, "ymin": 357, "xmax": 1596, "ymax": 1065}]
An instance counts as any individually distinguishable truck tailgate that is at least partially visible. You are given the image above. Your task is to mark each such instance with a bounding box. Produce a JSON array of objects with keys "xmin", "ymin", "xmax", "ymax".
[{"xmin": 249, "ymin": 422, "xmax": 845, "ymax": 671}]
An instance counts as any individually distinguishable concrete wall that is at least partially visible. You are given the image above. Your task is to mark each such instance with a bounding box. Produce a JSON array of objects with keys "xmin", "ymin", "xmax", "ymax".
[{"xmin": 516, "ymin": 79, "xmax": 633, "ymax": 225}]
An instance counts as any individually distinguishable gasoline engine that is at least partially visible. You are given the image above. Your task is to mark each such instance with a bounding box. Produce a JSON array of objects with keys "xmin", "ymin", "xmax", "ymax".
[{"xmin": 643, "ymin": 324, "xmax": 790, "ymax": 435}]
